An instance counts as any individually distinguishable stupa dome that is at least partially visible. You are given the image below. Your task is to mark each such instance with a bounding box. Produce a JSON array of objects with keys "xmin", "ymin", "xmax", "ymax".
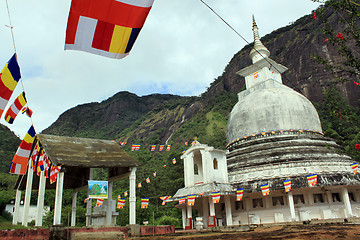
[{"xmin": 227, "ymin": 84, "xmax": 322, "ymax": 142}]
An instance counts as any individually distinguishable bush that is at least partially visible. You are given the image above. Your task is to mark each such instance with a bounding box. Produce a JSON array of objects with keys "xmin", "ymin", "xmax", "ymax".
[{"xmin": 155, "ymin": 215, "xmax": 181, "ymax": 227}]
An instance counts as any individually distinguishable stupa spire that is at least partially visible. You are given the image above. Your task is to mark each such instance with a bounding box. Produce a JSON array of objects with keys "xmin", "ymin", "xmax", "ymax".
[{"xmin": 250, "ymin": 15, "xmax": 270, "ymax": 63}]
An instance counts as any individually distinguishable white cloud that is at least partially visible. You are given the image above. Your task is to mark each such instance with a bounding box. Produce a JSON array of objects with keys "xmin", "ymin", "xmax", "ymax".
[{"xmin": 0, "ymin": 0, "xmax": 321, "ymax": 136}]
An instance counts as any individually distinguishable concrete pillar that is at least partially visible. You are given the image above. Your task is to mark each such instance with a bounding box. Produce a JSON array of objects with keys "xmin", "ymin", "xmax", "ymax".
[
  {"xmin": 208, "ymin": 196, "xmax": 216, "ymax": 227},
  {"xmin": 182, "ymin": 206, "xmax": 186, "ymax": 229},
  {"xmin": 264, "ymin": 196, "xmax": 271, "ymax": 209},
  {"xmin": 129, "ymin": 167, "xmax": 136, "ymax": 225},
  {"xmin": 86, "ymin": 168, "xmax": 93, "ymax": 226},
  {"xmin": 71, "ymin": 191, "xmax": 78, "ymax": 226},
  {"xmin": 106, "ymin": 182, "xmax": 113, "ymax": 225},
  {"xmin": 35, "ymin": 171, "xmax": 46, "ymax": 227},
  {"xmin": 305, "ymin": 192, "xmax": 314, "ymax": 206},
  {"xmin": 22, "ymin": 162, "xmax": 34, "ymax": 226},
  {"xmin": 341, "ymin": 187, "xmax": 353, "ymax": 218},
  {"xmin": 184, "ymin": 152, "xmax": 194, "ymax": 187},
  {"xmin": 186, "ymin": 204, "xmax": 193, "ymax": 230},
  {"xmin": 287, "ymin": 192, "xmax": 296, "ymax": 221},
  {"xmin": 326, "ymin": 190, "xmax": 333, "ymax": 205},
  {"xmin": 200, "ymin": 150, "xmax": 210, "ymax": 183},
  {"xmin": 202, "ymin": 197, "xmax": 209, "ymax": 228},
  {"xmin": 12, "ymin": 190, "xmax": 22, "ymax": 225},
  {"xmin": 53, "ymin": 171, "xmax": 65, "ymax": 225},
  {"xmin": 224, "ymin": 195, "xmax": 233, "ymax": 226}
]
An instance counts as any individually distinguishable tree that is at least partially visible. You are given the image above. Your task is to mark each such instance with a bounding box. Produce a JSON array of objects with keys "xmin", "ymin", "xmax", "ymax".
[{"xmin": 312, "ymin": 0, "xmax": 360, "ymax": 83}]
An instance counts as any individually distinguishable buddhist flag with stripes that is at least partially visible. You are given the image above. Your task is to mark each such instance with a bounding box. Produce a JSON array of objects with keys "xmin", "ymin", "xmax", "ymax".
[
  {"xmin": 351, "ymin": 162, "xmax": 358, "ymax": 175},
  {"xmin": 307, "ymin": 174, "xmax": 317, "ymax": 187},
  {"xmin": 0, "ymin": 54, "xmax": 21, "ymax": 118},
  {"xmin": 212, "ymin": 191, "xmax": 220, "ymax": 203},
  {"xmin": 166, "ymin": 145, "xmax": 171, "ymax": 151},
  {"xmin": 36, "ymin": 150, "xmax": 45, "ymax": 175},
  {"xmin": 159, "ymin": 145, "xmax": 164, "ymax": 151},
  {"xmin": 283, "ymin": 179, "xmax": 291, "ymax": 192},
  {"xmin": 260, "ymin": 184, "xmax": 270, "ymax": 196},
  {"xmin": 4, "ymin": 92, "xmax": 27, "ymax": 124},
  {"xmin": 124, "ymin": 191, "xmax": 128, "ymax": 197},
  {"xmin": 50, "ymin": 165, "xmax": 61, "ymax": 184},
  {"xmin": 187, "ymin": 194, "xmax": 195, "ymax": 206},
  {"xmin": 117, "ymin": 198, "xmax": 126, "ymax": 209},
  {"xmin": 236, "ymin": 188, "xmax": 244, "ymax": 201},
  {"xmin": 153, "ymin": 172, "xmax": 156, "ymax": 177},
  {"xmin": 65, "ymin": 0, "xmax": 154, "ymax": 59},
  {"xmin": 172, "ymin": 158, "xmax": 176, "ymax": 164},
  {"xmin": 160, "ymin": 196, "xmax": 171, "ymax": 206},
  {"xmin": 141, "ymin": 197, "xmax": 149, "ymax": 208},
  {"xmin": 131, "ymin": 145, "xmax": 136, "ymax": 151},
  {"xmin": 31, "ymin": 142, "xmax": 40, "ymax": 172},
  {"xmin": 9, "ymin": 125, "xmax": 36, "ymax": 175},
  {"xmin": 150, "ymin": 145, "xmax": 156, "ymax": 151},
  {"xmin": 182, "ymin": 149, "xmax": 186, "ymax": 154},
  {"xmin": 146, "ymin": 177, "xmax": 150, "ymax": 183},
  {"xmin": 179, "ymin": 197, "xmax": 186, "ymax": 204},
  {"xmin": 96, "ymin": 199, "xmax": 104, "ymax": 207},
  {"xmin": 43, "ymin": 153, "xmax": 51, "ymax": 178},
  {"xmin": 138, "ymin": 182, "xmax": 142, "ymax": 188}
]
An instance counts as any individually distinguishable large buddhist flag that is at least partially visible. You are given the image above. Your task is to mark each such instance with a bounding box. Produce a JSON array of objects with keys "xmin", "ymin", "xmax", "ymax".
[
  {"xmin": 65, "ymin": 0, "xmax": 155, "ymax": 59},
  {"xmin": 9, "ymin": 125, "xmax": 36, "ymax": 175},
  {"xmin": 0, "ymin": 54, "xmax": 21, "ymax": 118},
  {"xmin": 4, "ymin": 92, "xmax": 27, "ymax": 124}
]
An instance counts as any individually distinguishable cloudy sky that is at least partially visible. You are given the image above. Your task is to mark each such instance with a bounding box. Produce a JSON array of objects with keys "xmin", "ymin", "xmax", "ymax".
[{"xmin": 0, "ymin": 0, "xmax": 321, "ymax": 138}]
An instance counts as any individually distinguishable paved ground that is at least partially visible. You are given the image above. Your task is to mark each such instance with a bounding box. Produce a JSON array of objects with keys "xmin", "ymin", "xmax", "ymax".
[{"xmin": 133, "ymin": 224, "xmax": 360, "ymax": 240}]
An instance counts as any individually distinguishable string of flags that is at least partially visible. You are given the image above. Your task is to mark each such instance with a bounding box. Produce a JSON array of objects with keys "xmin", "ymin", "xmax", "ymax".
[{"xmin": 226, "ymin": 129, "xmax": 324, "ymax": 148}]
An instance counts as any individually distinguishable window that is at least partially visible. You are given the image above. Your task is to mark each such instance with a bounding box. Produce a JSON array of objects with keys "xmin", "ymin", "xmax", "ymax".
[
  {"xmin": 294, "ymin": 195, "xmax": 305, "ymax": 205},
  {"xmin": 332, "ymin": 193, "xmax": 341, "ymax": 202},
  {"xmin": 313, "ymin": 194, "xmax": 324, "ymax": 203},
  {"xmin": 253, "ymin": 198, "xmax": 263, "ymax": 208},
  {"xmin": 236, "ymin": 201, "xmax": 244, "ymax": 210},
  {"xmin": 194, "ymin": 164, "xmax": 199, "ymax": 175},
  {"xmin": 213, "ymin": 158, "xmax": 218, "ymax": 170},
  {"xmin": 272, "ymin": 196, "xmax": 284, "ymax": 206}
]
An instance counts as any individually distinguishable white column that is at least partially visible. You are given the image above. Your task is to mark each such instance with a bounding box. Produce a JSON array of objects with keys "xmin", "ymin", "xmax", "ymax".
[
  {"xmin": 184, "ymin": 152, "xmax": 194, "ymax": 187},
  {"xmin": 326, "ymin": 190, "xmax": 333, "ymax": 205},
  {"xmin": 341, "ymin": 187, "xmax": 353, "ymax": 218},
  {"xmin": 202, "ymin": 197, "xmax": 209, "ymax": 227},
  {"xmin": 86, "ymin": 168, "xmax": 93, "ymax": 227},
  {"xmin": 224, "ymin": 195, "xmax": 233, "ymax": 226},
  {"xmin": 12, "ymin": 190, "xmax": 22, "ymax": 225},
  {"xmin": 106, "ymin": 182, "xmax": 113, "ymax": 225},
  {"xmin": 22, "ymin": 162, "xmax": 34, "ymax": 226},
  {"xmin": 71, "ymin": 191, "xmax": 78, "ymax": 227},
  {"xmin": 129, "ymin": 167, "xmax": 136, "ymax": 225},
  {"xmin": 182, "ymin": 206, "xmax": 187, "ymax": 229},
  {"xmin": 208, "ymin": 196, "xmax": 216, "ymax": 227},
  {"xmin": 287, "ymin": 192, "xmax": 296, "ymax": 221},
  {"xmin": 200, "ymin": 150, "xmax": 210, "ymax": 183},
  {"xmin": 187, "ymin": 204, "xmax": 192, "ymax": 218},
  {"xmin": 35, "ymin": 171, "xmax": 46, "ymax": 227},
  {"xmin": 53, "ymin": 171, "xmax": 65, "ymax": 225}
]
